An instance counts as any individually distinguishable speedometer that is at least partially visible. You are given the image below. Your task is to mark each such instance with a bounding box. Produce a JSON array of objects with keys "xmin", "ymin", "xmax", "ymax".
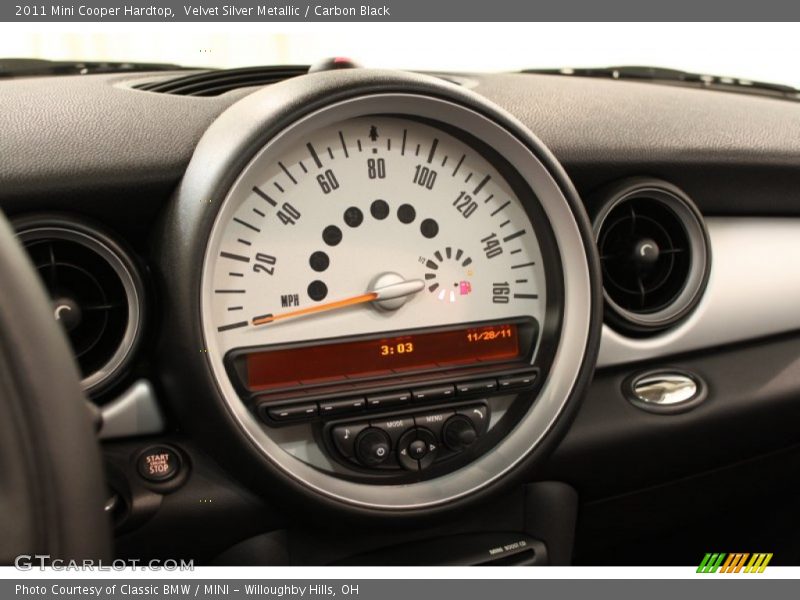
[
  {"xmin": 206, "ymin": 115, "xmax": 551, "ymax": 390},
  {"xmin": 161, "ymin": 73, "xmax": 599, "ymax": 512}
]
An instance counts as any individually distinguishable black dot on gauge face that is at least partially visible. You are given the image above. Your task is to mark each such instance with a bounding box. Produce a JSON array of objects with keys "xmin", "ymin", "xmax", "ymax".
[
  {"xmin": 370, "ymin": 199, "xmax": 390, "ymax": 220},
  {"xmin": 397, "ymin": 203, "xmax": 416, "ymax": 224},
  {"xmin": 309, "ymin": 251, "xmax": 330, "ymax": 272},
  {"xmin": 322, "ymin": 225, "xmax": 343, "ymax": 246},
  {"xmin": 343, "ymin": 206, "xmax": 364, "ymax": 228},
  {"xmin": 307, "ymin": 280, "xmax": 328, "ymax": 302},
  {"xmin": 420, "ymin": 218, "xmax": 439, "ymax": 239}
]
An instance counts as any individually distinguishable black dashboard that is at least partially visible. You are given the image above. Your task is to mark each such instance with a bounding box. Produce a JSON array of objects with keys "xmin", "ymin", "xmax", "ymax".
[{"xmin": 3, "ymin": 65, "xmax": 800, "ymax": 566}]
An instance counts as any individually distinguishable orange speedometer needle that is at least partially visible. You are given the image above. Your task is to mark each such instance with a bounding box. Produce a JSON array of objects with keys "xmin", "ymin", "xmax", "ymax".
[
  {"xmin": 251, "ymin": 278, "xmax": 425, "ymax": 326},
  {"xmin": 252, "ymin": 292, "xmax": 377, "ymax": 326}
]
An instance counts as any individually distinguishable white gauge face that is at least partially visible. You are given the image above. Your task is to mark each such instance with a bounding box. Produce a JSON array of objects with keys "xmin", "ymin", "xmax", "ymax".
[
  {"xmin": 189, "ymin": 91, "xmax": 594, "ymax": 510},
  {"xmin": 204, "ymin": 115, "xmax": 548, "ymax": 383}
]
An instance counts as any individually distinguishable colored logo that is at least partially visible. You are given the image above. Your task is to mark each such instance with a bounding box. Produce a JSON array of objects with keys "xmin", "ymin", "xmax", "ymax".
[{"xmin": 697, "ymin": 553, "xmax": 773, "ymax": 573}]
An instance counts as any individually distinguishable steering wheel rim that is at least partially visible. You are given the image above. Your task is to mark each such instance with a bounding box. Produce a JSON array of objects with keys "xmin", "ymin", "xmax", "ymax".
[{"xmin": 0, "ymin": 211, "xmax": 111, "ymax": 564}]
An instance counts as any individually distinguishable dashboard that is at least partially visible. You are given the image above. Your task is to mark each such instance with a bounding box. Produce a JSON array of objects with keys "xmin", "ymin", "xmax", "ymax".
[{"xmin": 2, "ymin": 63, "xmax": 800, "ymax": 565}]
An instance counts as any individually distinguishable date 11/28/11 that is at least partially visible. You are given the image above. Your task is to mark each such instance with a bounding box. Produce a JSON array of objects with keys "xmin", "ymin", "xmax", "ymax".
[{"xmin": 467, "ymin": 327, "xmax": 514, "ymax": 342}]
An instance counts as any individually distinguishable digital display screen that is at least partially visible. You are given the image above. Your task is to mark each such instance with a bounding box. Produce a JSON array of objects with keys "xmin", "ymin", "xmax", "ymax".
[{"xmin": 244, "ymin": 323, "xmax": 523, "ymax": 391}]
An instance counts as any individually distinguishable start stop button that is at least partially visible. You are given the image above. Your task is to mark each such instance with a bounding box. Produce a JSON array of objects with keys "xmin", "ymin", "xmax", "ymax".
[{"xmin": 137, "ymin": 445, "xmax": 181, "ymax": 482}]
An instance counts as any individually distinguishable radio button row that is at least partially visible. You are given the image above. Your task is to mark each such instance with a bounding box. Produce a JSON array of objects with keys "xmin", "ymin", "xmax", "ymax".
[
  {"xmin": 320, "ymin": 397, "xmax": 366, "ymax": 415},
  {"xmin": 456, "ymin": 379, "xmax": 498, "ymax": 395},
  {"xmin": 266, "ymin": 403, "xmax": 318, "ymax": 422},
  {"xmin": 411, "ymin": 384, "xmax": 455, "ymax": 402},
  {"xmin": 366, "ymin": 391, "xmax": 411, "ymax": 409},
  {"xmin": 497, "ymin": 372, "xmax": 537, "ymax": 391}
]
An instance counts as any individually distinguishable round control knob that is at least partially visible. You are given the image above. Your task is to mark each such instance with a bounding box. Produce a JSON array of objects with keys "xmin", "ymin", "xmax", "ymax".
[
  {"xmin": 354, "ymin": 427, "xmax": 391, "ymax": 466},
  {"xmin": 442, "ymin": 415, "xmax": 478, "ymax": 451}
]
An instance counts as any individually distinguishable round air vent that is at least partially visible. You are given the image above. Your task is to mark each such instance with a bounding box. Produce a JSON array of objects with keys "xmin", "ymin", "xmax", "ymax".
[
  {"xmin": 593, "ymin": 179, "xmax": 710, "ymax": 334},
  {"xmin": 14, "ymin": 215, "xmax": 145, "ymax": 395}
]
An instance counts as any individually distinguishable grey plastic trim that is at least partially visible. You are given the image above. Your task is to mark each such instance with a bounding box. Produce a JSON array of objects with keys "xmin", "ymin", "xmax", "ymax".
[
  {"xmin": 599, "ymin": 217, "xmax": 800, "ymax": 367},
  {"xmin": 98, "ymin": 380, "xmax": 165, "ymax": 440}
]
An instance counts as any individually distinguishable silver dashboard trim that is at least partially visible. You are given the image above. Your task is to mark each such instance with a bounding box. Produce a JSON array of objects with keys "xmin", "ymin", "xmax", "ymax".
[
  {"xmin": 98, "ymin": 379, "xmax": 165, "ymax": 440},
  {"xmin": 599, "ymin": 217, "xmax": 800, "ymax": 367}
]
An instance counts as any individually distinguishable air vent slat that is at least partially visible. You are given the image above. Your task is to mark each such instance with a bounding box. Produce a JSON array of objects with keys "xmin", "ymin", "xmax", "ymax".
[
  {"xmin": 15, "ymin": 217, "xmax": 145, "ymax": 395},
  {"xmin": 594, "ymin": 180, "xmax": 710, "ymax": 334},
  {"xmin": 135, "ymin": 65, "xmax": 309, "ymax": 96}
]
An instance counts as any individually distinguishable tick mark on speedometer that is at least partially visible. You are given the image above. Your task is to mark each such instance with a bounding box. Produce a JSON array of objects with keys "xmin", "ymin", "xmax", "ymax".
[
  {"xmin": 452, "ymin": 154, "xmax": 465, "ymax": 176},
  {"xmin": 503, "ymin": 229, "xmax": 527, "ymax": 243},
  {"xmin": 278, "ymin": 162, "xmax": 297, "ymax": 184},
  {"xmin": 490, "ymin": 200, "xmax": 510, "ymax": 215},
  {"xmin": 233, "ymin": 218, "xmax": 260, "ymax": 233},
  {"xmin": 338, "ymin": 131, "xmax": 350, "ymax": 158},
  {"xmin": 473, "ymin": 174, "xmax": 490, "ymax": 194},
  {"xmin": 307, "ymin": 143, "xmax": 323, "ymax": 168},
  {"xmin": 427, "ymin": 138, "xmax": 439, "ymax": 164},
  {"xmin": 217, "ymin": 321, "xmax": 248, "ymax": 332},
  {"xmin": 252, "ymin": 186, "xmax": 277, "ymax": 207},
  {"xmin": 220, "ymin": 251, "xmax": 250, "ymax": 263}
]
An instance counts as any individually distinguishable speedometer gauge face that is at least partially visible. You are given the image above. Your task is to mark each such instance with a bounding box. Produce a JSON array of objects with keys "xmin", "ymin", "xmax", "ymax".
[
  {"xmin": 179, "ymin": 83, "xmax": 594, "ymax": 510},
  {"xmin": 205, "ymin": 114, "xmax": 555, "ymax": 392}
]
